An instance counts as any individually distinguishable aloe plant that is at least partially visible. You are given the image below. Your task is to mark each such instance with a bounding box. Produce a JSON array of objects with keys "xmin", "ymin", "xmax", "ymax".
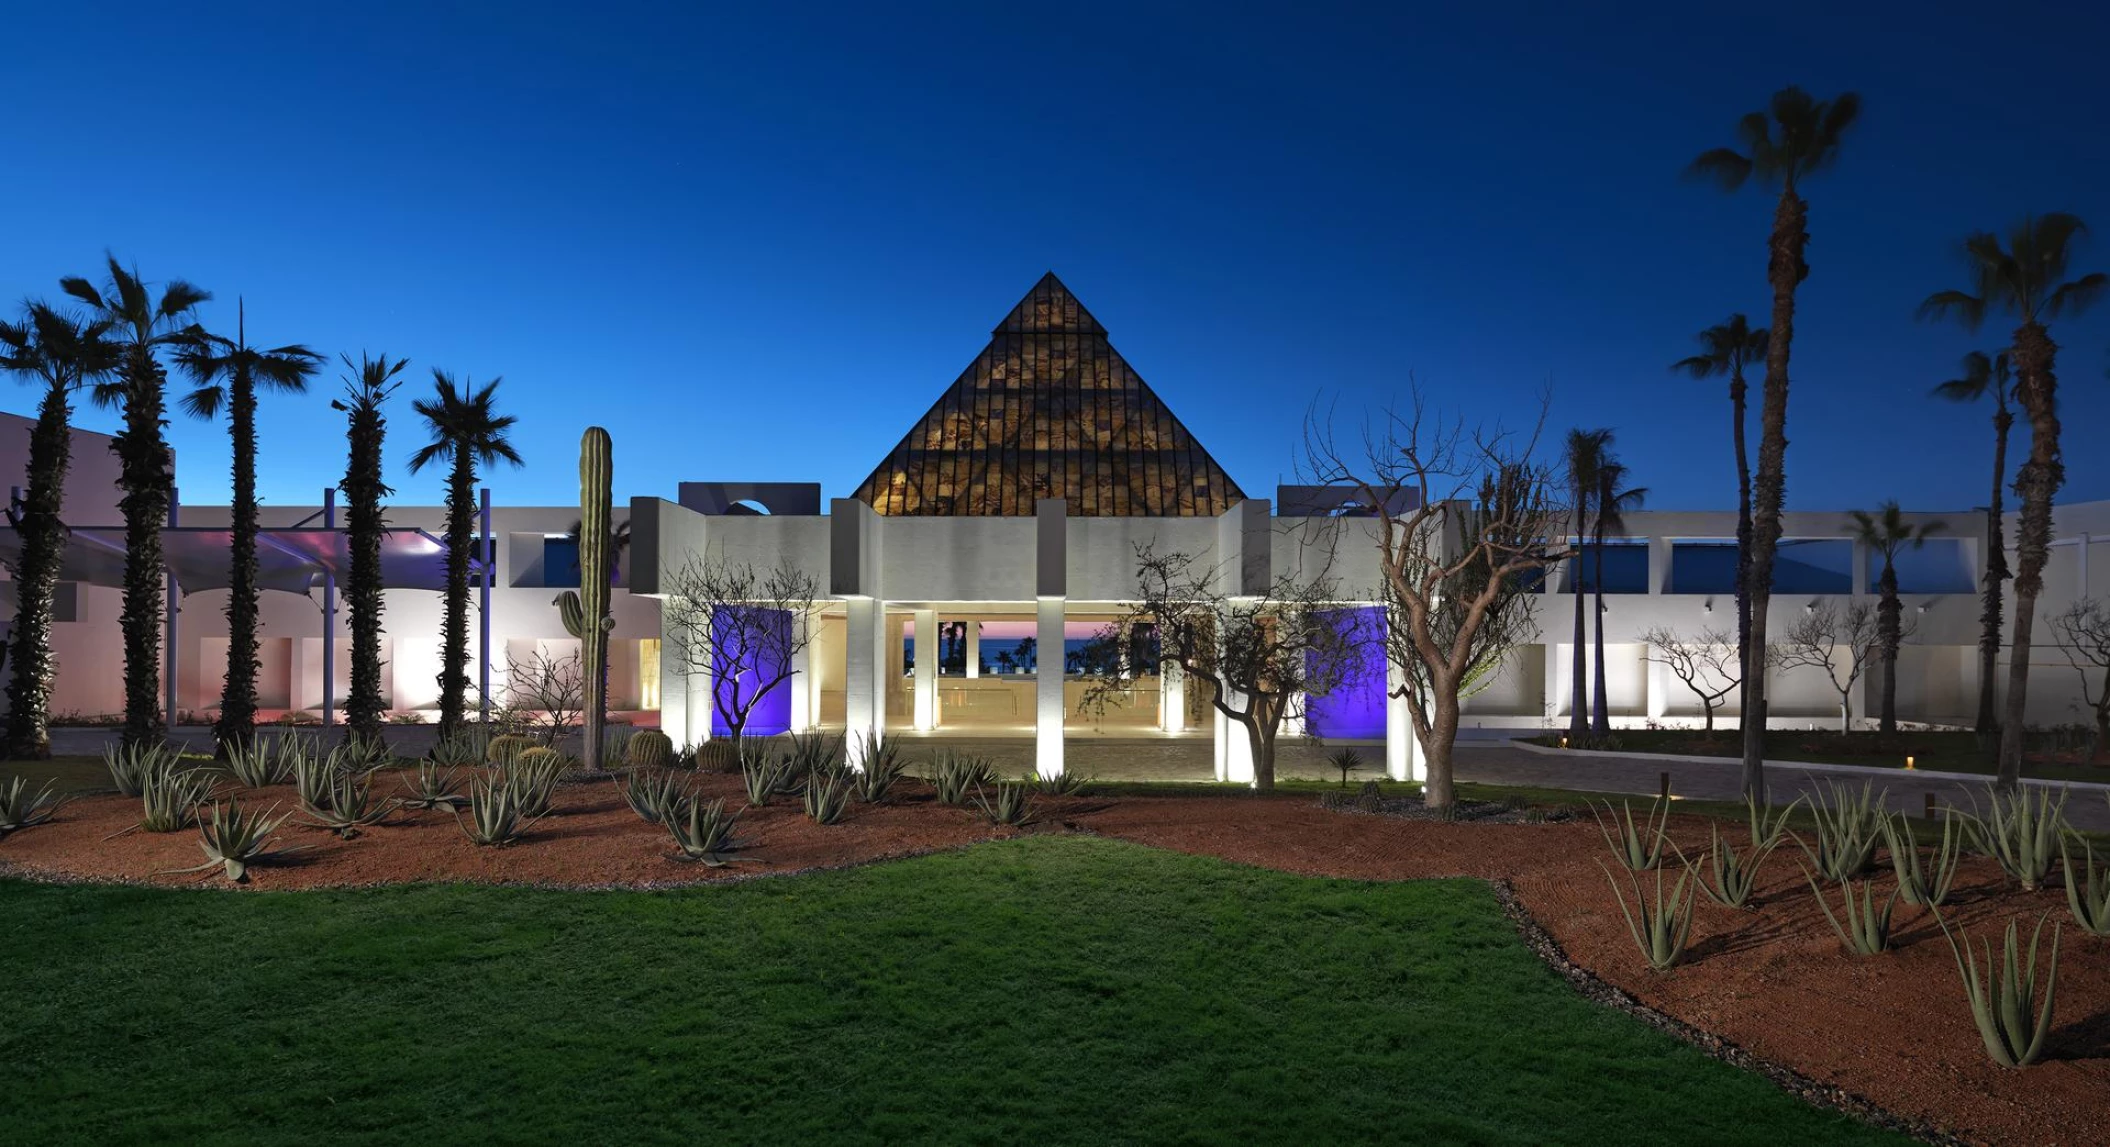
[
  {"xmin": 1591, "ymin": 796, "xmax": 1669, "ymax": 871},
  {"xmin": 223, "ymin": 738, "xmax": 290, "ymax": 788},
  {"xmin": 2061, "ymin": 836, "xmax": 2110, "ymax": 936},
  {"xmin": 397, "ymin": 761, "xmax": 467, "ymax": 812},
  {"xmin": 617, "ymin": 767, "xmax": 687, "ymax": 824},
  {"xmin": 505, "ymin": 752, "xmax": 565, "ymax": 818},
  {"xmin": 1746, "ymin": 792, "xmax": 1802, "ymax": 851},
  {"xmin": 1030, "ymin": 768, "xmax": 1089, "ymax": 797},
  {"xmin": 741, "ymin": 754, "xmax": 786, "ymax": 807},
  {"xmin": 1880, "ymin": 810, "xmax": 1962, "ymax": 907},
  {"xmin": 138, "ymin": 767, "xmax": 215, "ymax": 833},
  {"xmin": 974, "ymin": 781, "xmax": 1036, "ymax": 827},
  {"xmin": 103, "ymin": 741, "xmax": 181, "ymax": 796},
  {"xmin": 0, "ymin": 776, "xmax": 69, "ymax": 838},
  {"xmin": 1695, "ymin": 822, "xmax": 1777, "ymax": 908},
  {"xmin": 791, "ymin": 730, "xmax": 847, "ymax": 782},
  {"xmin": 1805, "ymin": 868, "xmax": 1897, "ymax": 956},
  {"xmin": 163, "ymin": 799, "xmax": 306, "ymax": 882},
  {"xmin": 803, "ymin": 772, "xmax": 851, "ymax": 825},
  {"xmin": 932, "ymin": 751, "xmax": 995, "ymax": 806},
  {"xmin": 1799, "ymin": 780, "xmax": 1884, "ymax": 882},
  {"xmin": 291, "ymin": 747, "xmax": 338, "ymax": 811},
  {"xmin": 1601, "ymin": 860, "xmax": 1700, "ymax": 972},
  {"xmin": 299, "ymin": 770, "xmax": 394, "ymax": 839},
  {"xmin": 1936, "ymin": 911, "xmax": 2062, "ymax": 1068},
  {"xmin": 1961, "ymin": 785, "xmax": 2068, "ymax": 891},
  {"xmin": 851, "ymin": 735, "xmax": 910, "ymax": 803},
  {"xmin": 666, "ymin": 796, "xmax": 746, "ymax": 865},
  {"xmin": 455, "ymin": 774, "xmax": 540, "ymax": 846},
  {"xmin": 430, "ymin": 729, "xmax": 489, "ymax": 768}
]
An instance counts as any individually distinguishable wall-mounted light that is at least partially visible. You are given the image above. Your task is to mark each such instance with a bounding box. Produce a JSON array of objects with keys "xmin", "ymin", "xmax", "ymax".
[
  {"xmin": 1905, "ymin": 755, "xmax": 1916, "ymax": 771},
  {"xmin": 1804, "ymin": 602, "xmax": 1816, "ymax": 615},
  {"xmin": 1916, "ymin": 604, "xmax": 1928, "ymax": 614}
]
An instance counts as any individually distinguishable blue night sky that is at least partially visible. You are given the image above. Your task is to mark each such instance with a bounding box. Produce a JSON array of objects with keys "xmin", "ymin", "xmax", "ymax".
[{"xmin": 3, "ymin": 1, "xmax": 2106, "ymax": 515}]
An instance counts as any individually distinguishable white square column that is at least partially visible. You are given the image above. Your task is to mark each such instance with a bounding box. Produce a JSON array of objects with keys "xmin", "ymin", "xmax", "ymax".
[
  {"xmin": 1385, "ymin": 649, "xmax": 1420, "ymax": 783},
  {"xmin": 1035, "ymin": 596, "xmax": 1066, "ymax": 777},
  {"xmin": 913, "ymin": 608, "xmax": 939, "ymax": 730},
  {"xmin": 788, "ymin": 609, "xmax": 814, "ymax": 733},
  {"xmin": 845, "ymin": 597, "xmax": 886, "ymax": 767},
  {"xmin": 1158, "ymin": 659, "xmax": 1185, "ymax": 732},
  {"xmin": 964, "ymin": 620, "xmax": 980, "ymax": 679},
  {"xmin": 1213, "ymin": 683, "xmax": 1255, "ymax": 785}
]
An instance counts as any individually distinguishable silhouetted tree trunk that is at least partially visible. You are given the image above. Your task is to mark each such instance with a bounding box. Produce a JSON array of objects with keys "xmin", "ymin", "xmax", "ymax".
[
  {"xmin": 214, "ymin": 366, "xmax": 261, "ymax": 748},
  {"xmin": 1999, "ymin": 320, "xmax": 2063, "ymax": 787},
  {"xmin": 115, "ymin": 349, "xmax": 173, "ymax": 749},
  {"xmin": 4, "ymin": 384, "xmax": 74, "ymax": 759},
  {"xmin": 1975, "ymin": 402, "xmax": 2012, "ymax": 735}
]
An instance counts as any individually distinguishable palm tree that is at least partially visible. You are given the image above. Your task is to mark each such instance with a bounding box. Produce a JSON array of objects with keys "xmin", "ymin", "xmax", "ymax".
[
  {"xmin": 1849, "ymin": 503, "xmax": 1944, "ymax": 735},
  {"xmin": 0, "ymin": 302, "xmax": 120, "ymax": 758},
  {"xmin": 409, "ymin": 372, "xmax": 521, "ymax": 738},
  {"xmin": 1591, "ymin": 455, "xmax": 1648, "ymax": 736},
  {"xmin": 1932, "ymin": 350, "xmax": 2015, "ymax": 737},
  {"xmin": 1687, "ymin": 86, "xmax": 1861, "ymax": 800},
  {"xmin": 1920, "ymin": 214, "xmax": 2105, "ymax": 785},
  {"xmin": 334, "ymin": 353, "xmax": 408, "ymax": 746},
  {"xmin": 1562, "ymin": 428, "xmax": 1609, "ymax": 740},
  {"xmin": 61, "ymin": 258, "xmax": 211, "ymax": 748},
  {"xmin": 1671, "ymin": 315, "xmax": 1769, "ymax": 725},
  {"xmin": 175, "ymin": 303, "xmax": 322, "ymax": 749}
]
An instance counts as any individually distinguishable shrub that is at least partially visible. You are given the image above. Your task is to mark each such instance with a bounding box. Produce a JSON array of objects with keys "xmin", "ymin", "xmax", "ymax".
[
  {"xmin": 299, "ymin": 770, "xmax": 395, "ymax": 839},
  {"xmin": 1937, "ymin": 911, "xmax": 2062, "ymax": 1068},
  {"xmin": 0, "ymin": 777, "xmax": 68, "ymax": 838},
  {"xmin": 803, "ymin": 772, "xmax": 851, "ymax": 825},
  {"xmin": 1880, "ymin": 810, "xmax": 1961, "ymax": 908},
  {"xmin": 1328, "ymin": 747, "xmax": 1364, "ymax": 788},
  {"xmin": 1601, "ymin": 860, "xmax": 1699, "ymax": 972},
  {"xmin": 167, "ymin": 800, "xmax": 304, "ymax": 883},
  {"xmin": 1591, "ymin": 796, "xmax": 1668, "ymax": 872},
  {"xmin": 505, "ymin": 753, "xmax": 566, "ymax": 818},
  {"xmin": 484, "ymin": 734, "xmax": 533, "ymax": 766},
  {"xmin": 1805, "ymin": 870, "xmax": 1897, "ymax": 956},
  {"xmin": 223, "ymin": 739, "xmax": 290, "ymax": 788},
  {"xmin": 456, "ymin": 774, "xmax": 540, "ymax": 846},
  {"xmin": 618, "ymin": 767, "xmax": 687, "ymax": 825},
  {"xmin": 666, "ymin": 796, "xmax": 746, "ymax": 865},
  {"xmin": 139, "ymin": 767, "xmax": 216, "ymax": 833},
  {"xmin": 624, "ymin": 730, "xmax": 676, "ymax": 770},
  {"xmin": 974, "ymin": 781, "xmax": 1035, "ymax": 827},
  {"xmin": 1799, "ymin": 780, "xmax": 1884, "ymax": 883},
  {"xmin": 1961, "ymin": 785, "xmax": 2067, "ymax": 892},
  {"xmin": 2061, "ymin": 837, "xmax": 2110, "ymax": 936},
  {"xmin": 932, "ymin": 751, "xmax": 995, "ymax": 806},
  {"xmin": 103, "ymin": 741, "xmax": 181, "ymax": 797},
  {"xmin": 397, "ymin": 762, "xmax": 467, "ymax": 812},
  {"xmin": 1694, "ymin": 822, "xmax": 1776, "ymax": 909}
]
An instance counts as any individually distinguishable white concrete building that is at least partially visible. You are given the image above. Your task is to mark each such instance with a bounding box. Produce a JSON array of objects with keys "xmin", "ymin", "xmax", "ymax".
[{"xmin": 5, "ymin": 274, "xmax": 2110, "ymax": 776}]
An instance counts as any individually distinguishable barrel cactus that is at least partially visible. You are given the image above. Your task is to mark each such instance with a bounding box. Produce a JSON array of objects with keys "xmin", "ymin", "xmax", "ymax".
[
  {"xmin": 626, "ymin": 729, "xmax": 676, "ymax": 769},
  {"xmin": 485, "ymin": 734, "xmax": 533, "ymax": 766}
]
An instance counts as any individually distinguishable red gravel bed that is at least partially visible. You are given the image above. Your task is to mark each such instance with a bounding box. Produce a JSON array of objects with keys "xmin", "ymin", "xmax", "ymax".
[{"xmin": 1, "ymin": 779, "xmax": 2104, "ymax": 1144}]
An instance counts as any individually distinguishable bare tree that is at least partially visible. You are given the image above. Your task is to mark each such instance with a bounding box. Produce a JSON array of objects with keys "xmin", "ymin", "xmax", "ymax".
[
  {"xmin": 1775, "ymin": 601, "xmax": 1887, "ymax": 734},
  {"xmin": 2049, "ymin": 599, "xmax": 2110, "ymax": 756},
  {"xmin": 1077, "ymin": 545, "xmax": 1371, "ymax": 791},
  {"xmin": 1638, "ymin": 625, "xmax": 1740, "ymax": 733},
  {"xmin": 1304, "ymin": 395, "xmax": 1570, "ymax": 808},
  {"xmin": 660, "ymin": 555, "xmax": 821, "ymax": 744},
  {"xmin": 502, "ymin": 645, "xmax": 583, "ymax": 748}
]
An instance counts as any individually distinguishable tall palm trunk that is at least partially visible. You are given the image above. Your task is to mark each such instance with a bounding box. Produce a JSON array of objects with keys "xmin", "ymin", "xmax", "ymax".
[
  {"xmin": 1590, "ymin": 533, "xmax": 1610, "ymax": 735},
  {"xmin": 1730, "ymin": 373, "xmax": 1753, "ymax": 738},
  {"xmin": 1876, "ymin": 564, "xmax": 1902, "ymax": 734},
  {"xmin": 437, "ymin": 449, "xmax": 476, "ymax": 737},
  {"xmin": 1567, "ymin": 496, "xmax": 1588, "ymax": 739},
  {"xmin": 4, "ymin": 384, "xmax": 76, "ymax": 758},
  {"xmin": 214, "ymin": 368, "xmax": 261, "ymax": 747},
  {"xmin": 1741, "ymin": 185, "xmax": 1810, "ymax": 802},
  {"xmin": 344, "ymin": 406, "xmax": 387, "ymax": 744},
  {"xmin": 115, "ymin": 349, "xmax": 173, "ymax": 748},
  {"xmin": 1974, "ymin": 404, "xmax": 2012, "ymax": 735},
  {"xmin": 1998, "ymin": 320, "xmax": 2062, "ymax": 787}
]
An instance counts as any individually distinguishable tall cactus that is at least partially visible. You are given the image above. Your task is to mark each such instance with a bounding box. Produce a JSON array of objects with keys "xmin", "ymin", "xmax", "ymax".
[{"xmin": 570, "ymin": 427, "xmax": 614, "ymax": 770}]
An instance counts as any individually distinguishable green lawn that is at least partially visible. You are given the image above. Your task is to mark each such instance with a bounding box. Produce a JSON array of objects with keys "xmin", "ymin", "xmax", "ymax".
[
  {"xmin": 0, "ymin": 836, "xmax": 1899, "ymax": 1145},
  {"xmin": 1528, "ymin": 728, "xmax": 2110, "ymax": 784}
]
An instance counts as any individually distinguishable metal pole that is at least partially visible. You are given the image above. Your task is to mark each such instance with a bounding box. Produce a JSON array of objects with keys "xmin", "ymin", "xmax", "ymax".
[
  {"xmin": 166, "ymin": 489, "xmax": 180, "ymax": 728},
  {"xmin": 479, "ymin": 486, "xmax": 491, "ymax": 725},
  {"xmin": 322, "ymin": 488, "xmax": 336, "ymax": 729}
]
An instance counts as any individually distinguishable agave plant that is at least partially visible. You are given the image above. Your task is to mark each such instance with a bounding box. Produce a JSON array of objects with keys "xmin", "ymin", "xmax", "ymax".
[
  {"xmin": 1601, "ymin": 860, "xmax": 1700, "ymax": 972},
  {"xmin": 164, "ymin": 800, "xmax": 306, "ymax": 883},
  {"xmin": 666, "ymin": 796, "xmax": 747, "ymax": 865},
  {"xmin": 1799, "ymin": 780, "xmax": 1885, "ymax": 883},
  {"xmin": 337, "ymin": 734, "xmax": 394, "ymax": 775},
  {"xmin": 291, "ymin": 746, "xmax": 339, "ymax": 811},
  {"xmin": 2061, "ymin": 836, "xmax": 2110, "ymax": 937},
  {"xmin": 429, "ymin": 729, "xmax": 489, "ymax": 768},
  {"xmin": 1591, "ymin": 796, "xmax": 1669, "ymax": 872},
  {"xmin": 455, "ymin": 774, "xmax": 540, "ymax": 846},
  {"xmin": 0, "ymin": 776, "xmax": 69, "ymax": 838},
  {"xmin": 1694, "ymin": 822, "xmax": 1777, "ymax": 909},
  {"xmin": 1937, "ymin": 911, "xmax": 2062, "ymax": 1068},
  {"xmin": 504, "ymin": 752, "xmax": 566, "ymax": 818},
  {"xmin": 1880, "ymin": 810, "xmax": 1962, "ymax": 907},
  {"xmin": 741, "ymin": 753, "xmax": 787, "ymax": 808},
  {"xmin": 1961, "ymin": 784, "xmax": 2067, "ymax": 892},
  {"xmin": 103, "ymin": 741, "xmax": 181, "ymax": 796},
  {"xmin": 1029, "ymin": 768, "xmax": 1089, "ymax": 797},
  {"xmin": 851, "ymin": 738, "xmax": 910, "ymax": 804},
  {"xmin": 223, "ymin": 738, "xmax": 291, "ymax": 787},
  {"xmin": 931, "ymin": 751, "xmax": 995, "ymax": 806},
  {"xmin": 1746, "ymin": 793, "xmax": 1802, "ymax": 851},
  {"xmin": 138, "ymin": 767, "xmax": 216, "ymax": 833},
  {"xmin": 1805, "ymin": 868, "xmax": 1897, "ymax": 956},
  {"xmin": 617, "ymin": 767, "xmax": 687, "ymax": 824},
  {"xmin": 974, "ymin": 781, "xmax": 1035, "ymax": 827},
  {"xmin": 803, "ymin": 772, "xmax": 851, "ymax": 826},
  {"xmin": 790, "ymin": 730, "xmax": 847, "ymax": 783},
  {"xmin": 397, "ymin": 761, "xmax": 467, "ymax": 812},
  {"xmin": 299, "ymin": 770, "xmax": 394, "ymax": 839},
  {"xmin": 273, "ymin": 733, "xmax": 320, "ymax": 781}
]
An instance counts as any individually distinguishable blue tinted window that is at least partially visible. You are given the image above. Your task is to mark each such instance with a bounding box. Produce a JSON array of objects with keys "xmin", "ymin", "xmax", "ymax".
[
  {"xmin": 1568, "ymin": 543, "xmax": 1649, "ymax": 593},
  {"xmin": 542, "ymin": 538, "xmax": 580, "ymax": 588},
  {"xmin": 1669, "ymin": 543, "xmax": 1738, "ymax": 594},
  {"xmin": 1890, "ymin": 538, "xmax": 1975, "ymax": 594},
  {"xmin": 1773, "ymin": 539, "xmax": 1853, "ymax": 594}
]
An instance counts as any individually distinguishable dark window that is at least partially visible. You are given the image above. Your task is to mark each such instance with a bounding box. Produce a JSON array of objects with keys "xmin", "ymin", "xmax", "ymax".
[
  {"xmin": 1670, "ymin": 539, "xmax": 1856, "ymax": 594},
  {"xmin": 1567, "ymin": 543, "xmax": 1650, "ymax": 594},
  {"xmin": 1669, "ymin": 543, "xmax": 1738, "ymax": 594},
  {"xmin": 1890, "ymin": 538, "xmax": 1975, "ymax": 594},
  {"xmin": 542, "ymin": 537, "xmax": 580, "ymax": 588}
]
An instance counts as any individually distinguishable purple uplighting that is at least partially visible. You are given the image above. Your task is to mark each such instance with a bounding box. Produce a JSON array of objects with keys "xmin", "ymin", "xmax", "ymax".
[
  {"xmin": 1305, "ymin": 606, "xmax": 1385, "ymax": 740},
  {"xmin": 710, "ymin": 606, "xmax": 792, "ymax": 736}
]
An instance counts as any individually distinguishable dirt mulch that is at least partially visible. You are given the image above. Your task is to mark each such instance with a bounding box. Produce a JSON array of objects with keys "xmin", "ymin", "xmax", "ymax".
[{"xmin": 1, "ymin": 779, "xmax": 2105, "ymax": 1145}]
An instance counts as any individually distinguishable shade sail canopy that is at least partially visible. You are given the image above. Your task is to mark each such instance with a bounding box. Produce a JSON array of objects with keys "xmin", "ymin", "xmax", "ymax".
[{"xmin": 0, "ymin": 526, "xmax": 459, "ymax": 597}]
